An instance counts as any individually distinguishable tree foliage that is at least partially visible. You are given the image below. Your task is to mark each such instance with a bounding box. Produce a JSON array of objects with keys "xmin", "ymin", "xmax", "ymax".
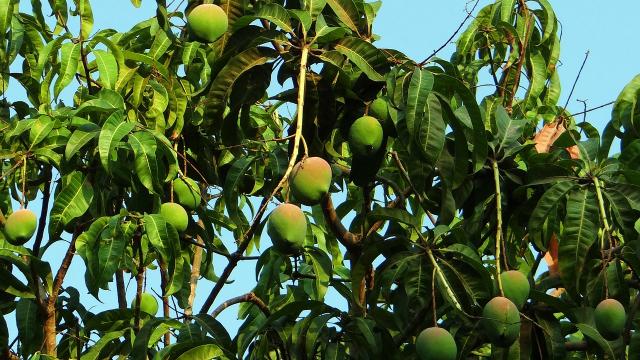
[{"xmin": 1, "ymin": 0, "xmax": 640, "ymax": 359}]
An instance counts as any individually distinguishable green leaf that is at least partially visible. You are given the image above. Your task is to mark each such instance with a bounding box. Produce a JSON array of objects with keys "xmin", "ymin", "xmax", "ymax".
[
  {"xmin": 531, "ymin": 0, "xmax": 556, "ymax": 43},
  {"xmin": 98, "ymin": 110, "xmax": 134, "ymax": 171},
  {"xmin": 148, "ymin": 29, "xmax": 172, "ymax": 60},
  {"xmin": 49, "ymin": 171, "xmax": 94, "ymax": 239},
  {"xmin": 128, "ymin": 131, "xmax": 160, "ymax": 194},
  {"xmin": 326, "ymin": 0, "xmax": 360, "ymax": 34},
  {"xmin": 223, "ymin": 156, "xmax": 255, "ymax": 223},
  {"xmin": 415, "ymin": 93, "xmax": 446, "ymax": 166},
  {"xmin": 144, "ymin": 214, "xmax": 181, "ymax": 295},
  {"xmin": 500, "ymin": 0, "xmax": 515, "ymax": 23},
  {"xmin": 95, "ymin": 215, "xmax": 126, "ymax": 291},
  {"xmin": 54, "ymin": 42, "xmax": 81, "ymax": 98},
  {"xmin": 84, "ymin": 309, "xmax": 135, "ymax": 332},
  {"xmin": 575, "ymin": 323, "xmax": 615, "ymax": 358},
  {"xmin": 93, "ymin": 49, "xmax": 117, "ymax": 89},
  {"xmin": 123, "ymin": 50, "xmax": 169, "ymax": 79},
  {"xmin": 74, "ymin": 0, "xmax": 93, "ymax": 39},
  {"xmin": 130, "ymin": 0, "xmax": 141, "ymax": 7},
  {"xmin": 255, "ymin": 3, "xmax": 293, "ymax": 33},
  {"xmin": 529, "ymin": 181, "xmax": 575, "ymax": 231},
  {"xmin": 406, "ymin": 69, "xmax": 434, "ymax": 140},
  {"xmin": 29, "ymin": 115, "xmax": 55, "ymax": 149},
  {"xmin": 367, "ymin": 207, "xmax": 420, "ymax": 229},
  {"xmin": 65, "ymin": 124, "xmax": 100, "ymax": 160},
  {"xmin": 175, "ymin": 344, "xmax": 224, "ymax": 360},
  {"xmin": 81, "ymin": 330, "xmax": 125, "ymax": 360},
  {"xmin": 524, "ymin": 49, "xmax": 547, "ymax": 106},
  {"xmin": 304, "ymin": 247, "xmax": 332, "ymax": 300},
  {"xmin": 205, "ymin": 47, "xmax": 275, "ymax": 123},
  {"xmin": 131, "ymin": 319, "xmax": 183, "ymax": 360},
  {"xmin": 558, "ymin": 188, "xmax": 599, "ymax": 291},
  {"xmin": 495, "ymin": 105, "xmax": 527, "ymax": 152},
  {"xmin": 0, "ymin": 0, "xmax": 14, "ymax": 44},
  {"xmin": 16, "ymin": 298, "xmax": 43, "ymax": 357},
  {"xmin": 334, "ymin": 37, "xmax": 386, "ymax": 82},
  {"xmin": 433, "ymin": 73, "xmax": 488, "ymax": 172},
  {"xmin": 304, "ymin": 0, "xmax": 327, "ymax": 19}
]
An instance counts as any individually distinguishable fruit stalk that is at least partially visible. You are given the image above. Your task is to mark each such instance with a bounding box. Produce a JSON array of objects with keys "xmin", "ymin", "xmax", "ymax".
[
  {"xmin": 492, "ymin": 160, "xmax": 505, "ymax": 296},
  {"xmin": 199, "ymin": 45, "xmax": 310, "ymax": 314}
]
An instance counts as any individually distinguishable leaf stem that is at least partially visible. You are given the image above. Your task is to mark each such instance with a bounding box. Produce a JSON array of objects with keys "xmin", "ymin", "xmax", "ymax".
[
  {"xmin": 425, "ymin": 246, "xmax": 465, "ymax": 314},
  {"xmin": 492, "ymin": 160, "xmax": 505, "ymax": 296}
]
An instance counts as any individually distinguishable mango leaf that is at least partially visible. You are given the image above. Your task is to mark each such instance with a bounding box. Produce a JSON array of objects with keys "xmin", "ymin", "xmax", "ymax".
[
  {"xmin": 123, "ymin": 50, "xmax": 169, "ymax": 79},
  {"xmin": 81, "ymin": 330, "xmax": 125, "ymax": 360},
  {"xmin": 0, "ymin": 0, "xmax": 14, "ymax": 43},
  {"xmin": 131, "ymin": 318, "xmax": 183, "ymax": 360},
  {"xmin": 176, "ymin": 344, "xmax": 225, "ymax": 360},
  {"xmin": 495, "ymin": 105, "xmax": 527, "ymax": 152},
  {"xmin": 558, "ymin": 188, "xmax": 599, "ymax": 292},
  {"xmin": 16, "ymin": 299, "xmax": 43, "ymax": 357},
  {"xmin": 334, "ymin": 37, "xmax": 387, "ymax": 82},
  {"xmin": 28, "ymin": 115, "xmax": 55, "ymax": 149},
  {"xmin": 49, "ymin": 171, "xmax": 94, "ymax": 239},
  {"xmin": 84, "ymin": 309, "xmax": 135, "ymax": 332},
  {"xmin": 93, "ymin": 49, "xmax": 117, "ymax": 89},
  {"xmin": 255, "ymin": 3, "xmax": 293, "ymax": 33},
  {"xmin": 326, "ymin": 0, "xmax": 360, "ymax": 34},
  {"xmin": 500, "ymin": 0, "xmax": 515, "ymax": 23},
  {"xmin": 415, "ymin": 93, "xmax": 446, "ymax": 166},
  {"xmin": 148, "ymin": 29, "xmax": 172, "ymax": 60},
  {"xmin": 304, "ymin": 0, "xmax": 327, "ymax": 19},
  {"xmin": 406, "ymin": 69, "xmax": 434, "ymax": 139},
  {"xmin": 98, "ymin": 110, "xmax": 134, "ymax": 171},
  {"xmin": 144, "ymin": 214, "xmax": 181, "ymax": 295},
  {"xmin": 65, "ymin": 124, "xmax": 100, "ymax": 160},
  {"xmin": 53, "ymin": 41, "xmax": 81, "ymax": 98},
  {"xmin": 575, "ymin": 323, "xmax": 615, "ymax": 358},
  {"xmin": 433, "ymin": 73, "xmax": 488, "ymax": 172},
  {"xmin": 128, "ymin": 131, "xmax": 160, "ymax": 194},
  {"xmin": 223, "ymin": 156, "xmax": 255, "ymax": 223},
  {"xmin": 205, "ymin": 47, "xmax": 275, "ymax": 123},
  {"xmin": 94, "ymin": 215, "xmax": 126, "ymax": 291},
  {"xmin": 367, "ymin": 207, "xmax": 420, "ymax": 229},
  {"xmin": 531, "ymin": 0, "xmax": 556, "ymax": 43},
  {"xmin": 130, "ymin": 0, "xmax": 141, "ymax": 7},
  {"xmin": 304, "ymin": 247, "xmax": 332, "ymax": 300},
  {"xmin": 528, "ymin": 181, "xmax": 575, "ymax": 231},
  {"xmin": 74, "ymin": 0, "xmax": 93, "ymax": 39},
  {"xmin": 75, "ymin": 216, "xmax": 110, "ymax": 296},
  {"xmin": 524, "ymin": 49, "xmax": 547, "ymax": 106}
]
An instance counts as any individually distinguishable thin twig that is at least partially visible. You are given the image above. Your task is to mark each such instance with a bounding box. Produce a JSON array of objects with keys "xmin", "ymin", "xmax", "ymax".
[
  {"xmin": 418, "ymin": 0, "xmax": 480, "ymax": 66},
  {"xmin": 563, "ymin": 51, "xmax": 590, "ymax": 110},
  {"xmin": 569, "ymin": 101, "xmax": 614, "ymax": 117}
]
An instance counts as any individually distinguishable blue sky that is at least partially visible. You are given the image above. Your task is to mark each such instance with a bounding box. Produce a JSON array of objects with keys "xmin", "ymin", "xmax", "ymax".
[{"xmin": 5, "ymin": 0, "xmax": 640, "ymax": 349}]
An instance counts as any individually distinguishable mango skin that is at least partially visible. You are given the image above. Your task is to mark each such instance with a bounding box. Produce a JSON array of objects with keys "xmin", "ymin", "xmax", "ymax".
[
  {"xmin": 267, "ymin": 203, "xmax": 307, "ymax": 254},
  {"xmin": 132, "ymin": 292, "xmax": 159, "ymax": 316},
  {"xmin": 369, "ymin": 98, "xmax": 389, "ymax": 121},
  {"xmin": 415, "ymin": 327, "xmax": 457, "ymax": 360},
  {"xmin": 160, "ymin": 203, "xmax": 189, "ymax": 232},
  {"xmin": 482, "ymin": 296, "xmax": 521, "ymax": 347},
  {"xmin": 173, "ymin": 177, "xmax": 201, "ymax": 210},
  {"xmin": 4, "ymin": 209, "xmax": 37, "ymax": 245},
  {"xmin": 500, "ymin": 270, "xmax": 530, "ymax": 309},
  {"xmin": 349, "ymin": 116, "xmax": 384, "ymax": 157},
  {"xmin": 289, "ymin": 157, "xmax": 332, "ymax": 205},
  {"xmin": 594, "ymin": 298, "xmax": 626, "ymax": 340},
  {"xmin": 187, "ymin": 4, "xmax": 228, "ymax": 43}
]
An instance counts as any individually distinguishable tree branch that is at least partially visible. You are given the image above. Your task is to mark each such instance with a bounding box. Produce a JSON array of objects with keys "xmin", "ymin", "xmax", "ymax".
[
  {"xmin": 211, "ymin": 292, "xmax": 270, "ymax": 319},
  {"xmin": 320, "ymin": 194, "xmax": 361, "ymax": 249}
]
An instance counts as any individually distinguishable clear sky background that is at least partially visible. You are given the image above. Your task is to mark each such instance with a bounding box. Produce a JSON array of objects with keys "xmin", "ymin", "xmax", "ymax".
[{"xmin": 5, "ymin": 0, "xmax": 640, "ymax": 348}]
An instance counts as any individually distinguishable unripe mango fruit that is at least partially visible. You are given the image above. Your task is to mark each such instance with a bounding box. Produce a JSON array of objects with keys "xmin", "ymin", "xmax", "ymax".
[
  {"xmin": 499, "ymin": 270, "xmax": 530, "ymax": 309},
  {"xmin": 3, "ymin": 209, "xmax": 37, "ymax": 245},
  {"xmin": 482, "ymin": 296, "xmax": 521, "ymax": 347},
  {"xmin": 131, "ymin": 292, "xmax": 159, "ymax": 316},
  {"xmin": 594, "ymin": 298, "xmax": 626, "ymax": 340},
  {"xmin": 160, "ymin": 202, "xmax": 189, "ymax": 232},
  {"xmin": 187, "ymin": 4, "xmax": 228, "ymax": 43},
  {"xmin": 369, "ymin": 98, "xmax": 389, "ymax": 121},
  {"xmin": 348, "ymin": 116, "xmax": 384, "ymax": 156},
  {"xmin": 289, "ymin": 157, "xmax": 332, "ymax": 205},
  {"xmin": 173, "ymin": 177, "xmax": 201, "ymax": 210},
  {"xmin": 267, "ymin": 203, "xmax": 307, "ymax": 254},
  {"xmin": 415, "ymin": 327, "xmax": 457, "ymax": 360}
]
